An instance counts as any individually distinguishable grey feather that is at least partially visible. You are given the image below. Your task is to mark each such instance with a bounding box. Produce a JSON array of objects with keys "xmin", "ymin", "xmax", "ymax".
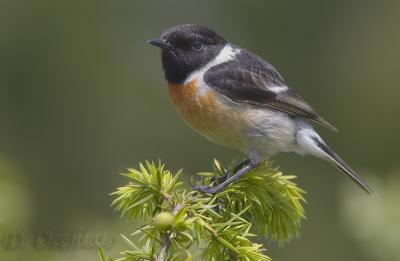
[{"xmin": 204, "ymin": 49, "xmax": 337, "ymax": 131}]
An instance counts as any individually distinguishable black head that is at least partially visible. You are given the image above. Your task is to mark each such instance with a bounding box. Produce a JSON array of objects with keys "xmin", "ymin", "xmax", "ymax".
[{"xmin": 148, "ymin": 24, "xmax": 227, "ymax": 84}]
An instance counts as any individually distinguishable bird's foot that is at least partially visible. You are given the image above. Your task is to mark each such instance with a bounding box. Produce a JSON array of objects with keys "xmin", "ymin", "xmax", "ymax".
[
  {"xmin": 193, "ymin": 185, "xmax": 220, "ymax": 195},
  {"xmin": 195, "ymin": 158, "xmax": 253, "ymax": 195}
]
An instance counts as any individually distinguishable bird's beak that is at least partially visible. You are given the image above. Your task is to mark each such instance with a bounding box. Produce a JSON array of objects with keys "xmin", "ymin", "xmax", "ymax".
[{"xmin": 147, "ymin": 39, "xmax": 171, "ymax": 49}]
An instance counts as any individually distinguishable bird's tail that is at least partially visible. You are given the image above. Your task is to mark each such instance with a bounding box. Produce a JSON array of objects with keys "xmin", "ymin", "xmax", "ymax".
[{"xmin": 297, "ymin": 127, "xmax": 374, "ymax": 195}]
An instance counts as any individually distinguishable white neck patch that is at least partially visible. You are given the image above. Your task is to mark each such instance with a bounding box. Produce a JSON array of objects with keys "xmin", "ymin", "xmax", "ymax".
[{"xmin": 184, "ymin": 44, "xmax": 239, "ymax": 85}]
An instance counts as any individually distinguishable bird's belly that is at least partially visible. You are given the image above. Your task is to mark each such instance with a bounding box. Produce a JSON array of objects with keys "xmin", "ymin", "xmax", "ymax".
[{"xmin": 168, "ymin": 81, "xmax": 297, "ymax": 154}]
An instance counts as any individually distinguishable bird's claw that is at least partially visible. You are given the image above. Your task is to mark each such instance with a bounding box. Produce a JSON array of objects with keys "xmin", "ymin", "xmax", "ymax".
[{"xmin": 193, "ymin": 185, "xmax": 219, "ymax": 195}]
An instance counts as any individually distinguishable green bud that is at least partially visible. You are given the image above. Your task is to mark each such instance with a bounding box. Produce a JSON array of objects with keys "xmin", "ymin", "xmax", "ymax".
[{"xmin": 153, "ymin": 212, "xmax": 174, "ymax": 231}]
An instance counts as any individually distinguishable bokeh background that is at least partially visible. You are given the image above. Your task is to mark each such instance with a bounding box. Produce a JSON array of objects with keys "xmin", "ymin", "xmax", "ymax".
[{"xmin": 1, "ymin": 0, "xmax": 399, "ymax": 260}]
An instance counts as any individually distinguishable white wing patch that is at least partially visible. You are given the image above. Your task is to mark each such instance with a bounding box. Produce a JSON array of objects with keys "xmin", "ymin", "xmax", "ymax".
[
  {"xmin": 268, "ymin": 86, "xmax": 289, "ymax": 94},
  {"xmin": 269, "ymin": 85, "xmax": 289, "ymax": 94}
]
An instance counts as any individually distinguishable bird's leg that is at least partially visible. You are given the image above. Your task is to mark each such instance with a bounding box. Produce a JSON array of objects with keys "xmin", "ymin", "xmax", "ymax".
[
  {"xmin": 208, "ymin": 158, "xmax": 251, "ymax": 213},
  {"xmin": 214, "ymin": 158, "xmax": 251, "ymax": 183},
  {"xmin": 194, "ymin": 158, "xmax": 260, "ymax": 195}
]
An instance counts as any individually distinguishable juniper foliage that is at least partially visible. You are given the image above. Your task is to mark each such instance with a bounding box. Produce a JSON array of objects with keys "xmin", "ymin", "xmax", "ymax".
[{"xmin": 100, "ymin": 159, "xmax": 306, "ymax": 261}]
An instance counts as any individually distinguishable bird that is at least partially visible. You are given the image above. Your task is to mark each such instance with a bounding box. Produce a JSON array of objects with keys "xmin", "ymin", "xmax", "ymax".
[{"xmin": 147, "ymin": 24, "xmax": 373, "ymax": 195}]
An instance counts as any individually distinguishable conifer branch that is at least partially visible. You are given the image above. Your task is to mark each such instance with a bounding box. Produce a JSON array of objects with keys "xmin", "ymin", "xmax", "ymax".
[
  {"xmin": 100, "ymin": 159, "xmax": 306, "ymax": 261},
  {"xmin": 156, "ymin": 204, "xmax": 183, "ymax": 261}
]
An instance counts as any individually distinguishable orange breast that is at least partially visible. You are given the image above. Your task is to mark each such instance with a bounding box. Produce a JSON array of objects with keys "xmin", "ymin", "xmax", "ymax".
[
  {"xmin": 168, "ymin": 80, "xmax": 217, "ymax": 132},
  {"xmin": 168, "ymin": 80, "xmax": 246, "ymax": 149}
]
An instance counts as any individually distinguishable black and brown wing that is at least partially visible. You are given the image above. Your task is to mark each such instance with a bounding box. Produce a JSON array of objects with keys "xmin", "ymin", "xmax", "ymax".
[{"xmin": 204, "ymin": 49, "xmax": 337, "ymax": 131}]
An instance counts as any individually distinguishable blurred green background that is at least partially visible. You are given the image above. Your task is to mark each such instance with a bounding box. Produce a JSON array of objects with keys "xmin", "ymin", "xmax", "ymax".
[{"xmin": 1, "ymin": 0, "xmax": 399, "ymax": 260}]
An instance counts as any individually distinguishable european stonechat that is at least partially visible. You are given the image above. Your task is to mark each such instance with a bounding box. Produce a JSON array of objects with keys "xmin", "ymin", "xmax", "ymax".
[{"xmin": 148, "ymin": 24, "xmax": 373, "ymax": 195}]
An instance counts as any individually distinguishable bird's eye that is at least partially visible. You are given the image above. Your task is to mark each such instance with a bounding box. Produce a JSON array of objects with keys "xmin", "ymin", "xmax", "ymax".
[{"xmin": 191, "ymin": 40, "xmax": 203, "ymax": 50}]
